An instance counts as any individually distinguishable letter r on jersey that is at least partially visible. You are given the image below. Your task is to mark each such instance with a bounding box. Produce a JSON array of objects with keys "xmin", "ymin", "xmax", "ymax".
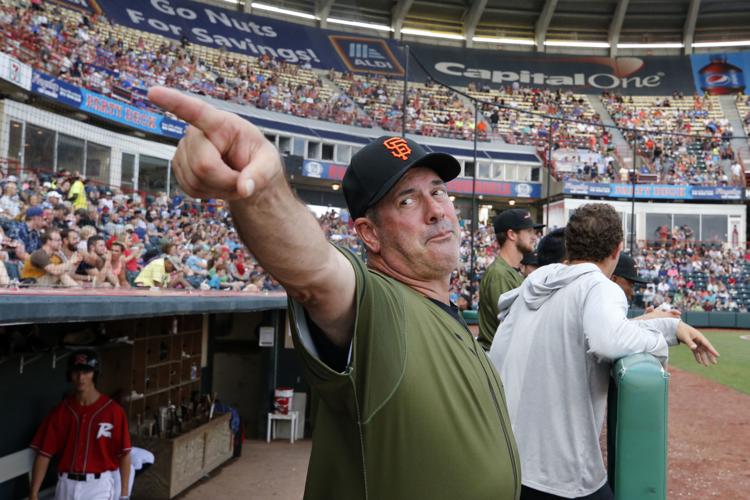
[{"xmin": 97, "ymin": 422, "xmax": 113, "ymax": 439}]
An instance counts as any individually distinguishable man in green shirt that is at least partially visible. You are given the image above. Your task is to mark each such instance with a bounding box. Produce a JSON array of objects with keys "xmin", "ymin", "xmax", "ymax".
[
  {"xmin": 148, "ymin": 87, "xmax": 520, "ymax": 500},
  {"xmin": 479, "ymin": 209, "xmax": 543, "ymax": 350}
]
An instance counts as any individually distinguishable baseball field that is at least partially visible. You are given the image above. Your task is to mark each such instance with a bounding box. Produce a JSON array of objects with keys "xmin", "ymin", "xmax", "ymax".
[
  {"xmin": 667, "ymin": 328, "xmax": 750, "ymax": 498},
  {"xmin": 668, "ymin": 329, "xmax": 750, "ymax": 395}
]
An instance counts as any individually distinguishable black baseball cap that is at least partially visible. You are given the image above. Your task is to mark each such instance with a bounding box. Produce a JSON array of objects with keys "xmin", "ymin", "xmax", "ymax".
[
  {"xmin": 520, "ymin": 251, "xmax": 539, "ymax": 266},
  {"xmin": 68, "ymin": 349, "xmax": 99, "ymax": 372},
  {"xmin": 537, "ymin": 227, "xmax": 566, "ymax": 266},
  {"xmin": 613, "ymin": 253, "xmax": 649, "ymax": 284},
  {"xmin": 493, "ymin": 209, "xmax": 545, "ymax": 236},
  {"xmin": 343, "ymin": 136, "xmax": 461, "ymax": 219}
]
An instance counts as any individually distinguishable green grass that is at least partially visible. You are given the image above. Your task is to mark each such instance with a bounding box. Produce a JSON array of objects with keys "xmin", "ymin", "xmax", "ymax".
[{"xmin": 668, "ymin": 329, "xmax": 750, "ymax": 395}]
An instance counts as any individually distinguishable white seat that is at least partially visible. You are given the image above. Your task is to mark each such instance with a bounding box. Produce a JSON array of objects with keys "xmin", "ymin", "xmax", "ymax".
[{"xmin": 266, "ymin": 411, "xmax": 299, "ymax": 444}]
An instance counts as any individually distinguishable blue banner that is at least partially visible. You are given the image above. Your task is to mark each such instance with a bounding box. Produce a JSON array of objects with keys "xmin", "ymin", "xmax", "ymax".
[
  {"xmin": 30, "ymin": 71, "xmax": 187, "ymax": 139},
  {"xmin": 563, "ymin": 181, "xmax": 743, "ymax": 201},
  {"xmin": 93, "ymin": 0, "xmax": 405, "ymax": 76},
  {"xmin": 691, "ymin": 52, "xmax": 749, "ymax": 96},
  {"xmin": 303, "ymin": 160, "xmax": 542, "ymax": 198},
  {"xmin": 48, "ymin": 0, "xmax": 98, "ymax": 14}
]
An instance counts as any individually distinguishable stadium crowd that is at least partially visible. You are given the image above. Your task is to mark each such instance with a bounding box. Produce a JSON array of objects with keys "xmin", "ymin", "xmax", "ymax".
[
  {"xmin": 0, "ymin": 1, "xmax": 368, "ymax": 126},
  {"xmin": 0, "ymin": 168, "xmax": 288, "ymax": 292},
  {"xmin": 2, "ymin": 0, "xmax": 748, "ymax": 187},
  {"xmin": 634, "ymin": 242, "xmax": 750, "ymax": 312},
  {"xmin": 603, "ymin": 92, "xmax": 744, "ymax": 186},
  {"xmin": 3, "ymin": 165, "xmax": 746, "ymax": 314}
]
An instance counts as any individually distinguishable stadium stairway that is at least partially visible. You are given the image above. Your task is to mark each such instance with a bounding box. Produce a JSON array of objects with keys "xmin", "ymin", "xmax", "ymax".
[
  {"xmin": 317, "ymin": 70, "xmax": 374, "ymax": 126},
  {"xmin": 587, "ymin": 95, "xmax": 632, "ymax": 167},
  {"xmin": 718, "ymin": 95, "xmax": 750, "ymax": 173},
  {"xmin": 455, "ymin": 89, "xmax": 492, "ymax": 139}
]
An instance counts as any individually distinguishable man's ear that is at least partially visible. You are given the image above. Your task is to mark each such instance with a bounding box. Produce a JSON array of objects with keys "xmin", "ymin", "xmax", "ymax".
[
  {"xmin": 355, "ymin": 218, "xmax": 381, "ymax": 254},
  {"xmin": 611, "ymin": 241, "xmax": 624, "ymax": 261}
]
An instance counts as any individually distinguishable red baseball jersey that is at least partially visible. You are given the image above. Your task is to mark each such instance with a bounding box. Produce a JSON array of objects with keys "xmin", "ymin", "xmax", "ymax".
[{"xmin": 31, "ymin": 394, "xmax": 131, "ymax": 473}]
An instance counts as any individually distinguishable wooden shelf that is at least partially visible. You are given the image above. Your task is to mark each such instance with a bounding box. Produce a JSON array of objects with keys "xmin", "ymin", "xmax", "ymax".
[
  {"xmin": 146, "ymin": 360, "xmax": 181, "ymax": 369},
  {"xmin": 144, "ymin": 379, "xmax": 200, "ymax": 398}
]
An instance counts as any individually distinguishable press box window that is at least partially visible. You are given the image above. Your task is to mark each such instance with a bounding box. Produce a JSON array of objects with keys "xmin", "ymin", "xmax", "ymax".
[{"xmin": 321, "ymin": 144, "xmax": 335, "ymax": 161}]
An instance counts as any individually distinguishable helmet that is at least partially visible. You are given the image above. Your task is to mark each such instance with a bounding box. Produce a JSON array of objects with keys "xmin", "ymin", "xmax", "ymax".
[{"xmin": 67, "ymin": 349, "xmax": 99, "ymax": 373}]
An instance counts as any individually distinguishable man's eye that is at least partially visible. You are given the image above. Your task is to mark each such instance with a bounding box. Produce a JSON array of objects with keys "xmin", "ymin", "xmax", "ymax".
[
  {"xmin": 433, "ymin": 188, "xmax": 447, "ymax": 197},
  {"xmin": 400, "ymin": 198, "xmax": 415, "ymax": 206}
]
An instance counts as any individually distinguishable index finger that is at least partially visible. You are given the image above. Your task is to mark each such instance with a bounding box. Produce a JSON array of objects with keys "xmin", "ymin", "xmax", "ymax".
[
  {"xmin": 148, "ymin": 87, "xmax": 226, "ymax": 133},
  {"xmin": 698, "ymin": 336, "xmax": 720, "ymax": 358}
]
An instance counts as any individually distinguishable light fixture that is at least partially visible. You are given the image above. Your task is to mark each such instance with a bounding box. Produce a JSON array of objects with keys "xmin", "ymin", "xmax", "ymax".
[
  {"xmin": 400, "ymin": 28, "xmax": 465, "ymax": 41},
  {"xmin": 544, "ymin": 40, "xmax": 610, "ymax": 48},
  {"xmin": 250, "ymin": 3, "xmax": 318, "ymax": 20},
  {"xmin": 617, "ymin": 42, "xmax": 683, "ymax": 49},
  {"xmin": 472, "ymin": 36, "xmax": 535, "ymax": 46},
  {"xmin": 692, "ymin": 40, "xmax": 750, "ymax": 48},
  {"xmin": 331, "ymin": 184, "xmax": 340, "ymax": 191},
  {"xmin": 509, "ymin": 200, "xmax": 516, "ymax": 206},
  {"xmin": 478, "ymin": 195, "xmax": 484, "ymax": 200},
  {"xmin": 449, "ymin": 196, "xmax": 456, "ymax": 201},
  {"xmin": 327, "ymin": 17, "xmax": 393, "ymax": 32}
]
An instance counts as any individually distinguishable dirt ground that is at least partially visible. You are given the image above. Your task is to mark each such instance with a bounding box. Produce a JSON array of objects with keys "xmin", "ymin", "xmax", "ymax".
[
  {"xmin": 179, "ymin": 366, "xmax": 750, "ymax": 499},
  {"xmin": 667, "ymin": 367, "xmax": 750, "ymax": 498}
]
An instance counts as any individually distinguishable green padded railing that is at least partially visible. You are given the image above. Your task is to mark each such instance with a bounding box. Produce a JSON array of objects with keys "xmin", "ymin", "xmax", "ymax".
[{"xmin": 607, "ymin": 354, "xmax": 669, "ymax": 500}]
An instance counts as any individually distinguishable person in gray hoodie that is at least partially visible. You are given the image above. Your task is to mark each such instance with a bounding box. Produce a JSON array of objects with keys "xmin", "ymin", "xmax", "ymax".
[{"xmin": 488, "ymin": 203, "xmax": 718, "ymax": 500}]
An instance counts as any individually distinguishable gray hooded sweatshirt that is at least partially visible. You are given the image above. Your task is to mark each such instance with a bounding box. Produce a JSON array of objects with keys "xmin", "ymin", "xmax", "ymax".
[{"xmin": 488, "ymin": 263, "xmax": 679, "ymax": 498}]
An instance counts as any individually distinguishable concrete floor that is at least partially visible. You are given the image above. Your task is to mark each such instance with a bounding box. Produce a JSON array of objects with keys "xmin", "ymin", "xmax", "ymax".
[{"xmin": 178, "ymin": 439, "xmax": 311, "ymax": 500}]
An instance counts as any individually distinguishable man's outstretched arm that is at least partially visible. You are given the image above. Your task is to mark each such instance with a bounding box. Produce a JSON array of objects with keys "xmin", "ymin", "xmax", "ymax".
[{"xmin": 148, "ymin": 87, "xmax": 355, "ymax": 347}]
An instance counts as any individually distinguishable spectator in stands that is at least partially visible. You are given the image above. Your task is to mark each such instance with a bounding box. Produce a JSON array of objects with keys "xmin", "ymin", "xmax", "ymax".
[
  {"xmin": 0, "ymin": 225, "xmax": 16, "ymax": 284},
  {"xmin": 19, "ymin": 229, "xmax": 80, "ymax": 287},
  {"xmin": 6, "ymin": 206, "xmax": 47, "ymax": 260},
  {"xmin": 50, "ymin": 203, "xmax": 69, "ymax": 230},
  {"xmin": 77, "ymin": 235, "xmax": 117, "ymax": 287},
  {"xmin": 135, "ymin": 255, "xmax": 183, "ymax": 289},
  {"xmin": 109, "ymin": 241, "xmax": 129, "ymax": 288},
  {"xmin": 68, "ymin": 173, "xmax": 87, "ymax": 210},
  {"xmin": 0, "ymin": 181, "xmax": 21, "ymax": 219}
]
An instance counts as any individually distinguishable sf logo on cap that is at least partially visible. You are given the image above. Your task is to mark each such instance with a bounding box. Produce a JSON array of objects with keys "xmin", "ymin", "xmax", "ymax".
[
  {"xmin": 75, "ymin": 354, "xmax": 88, "ymax": 365},
  {"xmin": 383, "ymin": 137, "xmax": 411, "ymax": 161}
]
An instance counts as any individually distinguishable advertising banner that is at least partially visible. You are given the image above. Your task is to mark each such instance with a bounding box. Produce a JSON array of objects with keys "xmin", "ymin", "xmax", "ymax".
[
  {"xmin": 563, "ymin": 181, "xmax": 743, "ymax": 201},
  {"xmin": 0, "ymin": 52, "xmax": 31, "ymax": 91},
  {"xmin": 93, "ymin": 0, "xmax": 405, "ymax": 76},
  {"xmin": 410, "ymin": 44, "xmax": 696, "ymax": 95},
  {"xmin": 302, "ymin": 160, "xmax": 541, "ymax": 198},
  {"xmin": 30, "ymin": 71, "xmax": 187, "ymax": 139},
  {"xmin": 90, "ymin": 0, "xmax": 750, "ymax": 95},
  {"xmin": 691, "ymin": 52, "xmax": 749, "ymax": 95}
]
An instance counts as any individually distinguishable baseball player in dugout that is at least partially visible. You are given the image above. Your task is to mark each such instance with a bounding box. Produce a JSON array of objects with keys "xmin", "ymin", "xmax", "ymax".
[
  {"xmin": 29, "ymin": 350, "xmax": 132, "ymax": 500},
  {"xmin": 478, "ymin": 209, "xmax": 544, "ymax": 350},
  {"xmin": 147, "ymin": 87, "xmax": 520, "ymax": 500}
]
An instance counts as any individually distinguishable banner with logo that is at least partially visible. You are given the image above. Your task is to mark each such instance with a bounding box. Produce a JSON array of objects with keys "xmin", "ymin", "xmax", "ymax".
[
  {"xmin": 302, "ymin": 160, "xmax": 347, "ymax": 180},
  {"xmin": 0, "ymin": 52, "xmax": 31, "ymax": 91},
  {"xmin": 83, "ymin": 0, "xmax": 750, "ymax": 94},
  {"xmin": 691, "ymin": 52, "xmax": 750, "ymax": 95},
  {"xmin": 302, "ymin": 160, "xmax": 541, "ymax": 198},
  {"xmin": 30, "ymin": 71, "xmax": 187, "ymax": 139},
  {"xmin": 409, "ymin": 44, "xmax": 696, "ymax": 95},
  {"xmin": 93, "ymin": 0, "xmax": 405, "ymax": 77},
  {"xmin": 563, "ymin": 180, "xmax": 743, "ymax": 200}
]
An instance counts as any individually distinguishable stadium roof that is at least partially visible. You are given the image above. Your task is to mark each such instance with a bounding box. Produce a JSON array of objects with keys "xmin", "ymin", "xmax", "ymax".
[{"xmin": 222, "ymin": 0, "xmax": 750, "ymax": 55}]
